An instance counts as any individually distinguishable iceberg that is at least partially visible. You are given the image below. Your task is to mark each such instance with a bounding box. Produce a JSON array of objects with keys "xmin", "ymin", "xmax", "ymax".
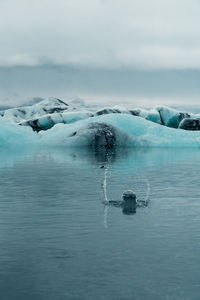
[
  {"xmin": 39, "ymin": 114, "xmax": 200, "ymax": 148},
  {"xmin": 92, "ymin": 105, "xmax": 190, "ymax": 128},
  {"xmin": 154, "ymin": 105, "xmax": 190, "ymax": 128},
  {"xmin": 19, "ymin": 111, "xmax": 94, "ymax": 131},
  {"xmin": 0, "ymin": 117, "xmax": 38, "ymax": 147},
  {"xmin": 132, "ymin": 107, "xmax": 162, "ymax": 125},
  {"xmin": 95, "ymin": 105, "xmax": 130, "ymax": 116},
  {"xmin": 1, "ymin": 97, "xmax": 200, "ymax": 150},
  {"xmin": 2, "ymin": 98, "xmax": 73, "ymax": 123},
  {"xmin": 178, "ymin": 118, "xmax": 200, "ymax": 130}
]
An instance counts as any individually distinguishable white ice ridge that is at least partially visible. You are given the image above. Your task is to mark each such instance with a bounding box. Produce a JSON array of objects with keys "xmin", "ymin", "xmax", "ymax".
[
  {"xmin": 1, "ymin": 97, "xmax": 200, "ymax": 148},
  {"xmin": 40, "ymin": 114, "xmax": 200, "ymax": 148},
  {"xmin": 0, "ymin": 98, "xmax": 191, "ymax": 129},
  {"xmin": 1, "ymin": 98, "xmax": 83, "ymax": 123}
]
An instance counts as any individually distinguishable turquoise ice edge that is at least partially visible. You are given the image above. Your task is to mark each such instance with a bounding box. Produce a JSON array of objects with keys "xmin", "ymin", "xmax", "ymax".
[{"xmin": 1, "ymin": 113, "xmax": 200, "ymax": 148}]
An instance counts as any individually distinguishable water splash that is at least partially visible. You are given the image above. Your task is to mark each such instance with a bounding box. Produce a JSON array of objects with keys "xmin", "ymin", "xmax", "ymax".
[
  {"xmin": 103, "ymin": 168, "xmax": 109, "ymax": 203},
  {"xmin": 102, "ymin": 167, "xmax": 109, "ymax": 228},
  {"xmin": 144, "ymin": 178, "xmax": 151, "ymax": 205}
]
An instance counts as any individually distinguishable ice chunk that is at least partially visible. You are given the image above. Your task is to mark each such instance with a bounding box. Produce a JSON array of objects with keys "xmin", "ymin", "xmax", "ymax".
[
  {"xmin": 133, "ymin": 108, "xmax": 162, "ymax": 124},
  {"xmin": 1, "ymin": 102, "xmax": 200, "ymax": 150},
  {"xmin": 40, "ymin": 114, "xmax": 200, "ymax": 148},
  {"xmin": 0, "ymin": 117, "xmax": 38, "ymax": 147},
  {"xmin": 3, "ymin": 97, "xmax": 70, "ymax": 123},
  {"xmin": 40, "ymin": 118, "xmax": 133, "ymax": 149},
  {"xmin": 19, "ymin": 111, "xmax": 93, "ymax": 131},
  {"xmin": 155, "ymin": 105, "xmax": 190, "ymax": 128},
  {"xmin": 95, "ymin": 105, "xmax": 130, "ymax": 116},
  {"xmin": 178, "ymin": 118, "xmax": 200, "ymax": 130},
  {"xmin": 95, "ymin": 106, "xmax": 161, "ymax": 125}
]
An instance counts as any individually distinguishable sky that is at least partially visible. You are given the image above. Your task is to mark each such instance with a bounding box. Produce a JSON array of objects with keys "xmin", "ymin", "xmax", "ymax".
[{"xmin": 1, "ymin": 0, "xmax": 200, "ymax": 106}]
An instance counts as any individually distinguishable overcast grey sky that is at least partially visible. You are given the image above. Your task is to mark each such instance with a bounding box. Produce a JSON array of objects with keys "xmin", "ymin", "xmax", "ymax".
[
  {"xmin": 1, "ymin": 0, "xmax": 200, "ymax": 106},
  {"xmin": 1, "ymin": 0, "xmax": 200, "ymax": 69}
]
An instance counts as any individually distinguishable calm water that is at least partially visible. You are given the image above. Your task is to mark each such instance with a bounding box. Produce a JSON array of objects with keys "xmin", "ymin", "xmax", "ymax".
[{"xmin": 0, "ymin": 147, "xmax": 200, "ymax": 300}]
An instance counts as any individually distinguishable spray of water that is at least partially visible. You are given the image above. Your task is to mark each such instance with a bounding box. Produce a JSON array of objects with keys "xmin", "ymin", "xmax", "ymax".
[
  {"xmin": 101, "ymin": 167, "xmax": 151, "ymax": 228},
  {"xmin": 102, "ymin": 167, "xmax": 109, "ymax": 228},
  {"xmin": 103, "ymin": 168, "xmax": 109, "ymax": 203},
  {"xmin": 144, "ymin": 178, "xmax": 150, "ymax": 205}
]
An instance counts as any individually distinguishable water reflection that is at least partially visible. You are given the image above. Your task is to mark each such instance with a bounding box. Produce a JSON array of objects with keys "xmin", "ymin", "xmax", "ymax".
[
  {"xmin": 1, "ymin": 145, "xmax": 200, "ymax": 170},
  {"xmin": 42, "ymin": 146, "xmax": 200, "ymax": 172}
]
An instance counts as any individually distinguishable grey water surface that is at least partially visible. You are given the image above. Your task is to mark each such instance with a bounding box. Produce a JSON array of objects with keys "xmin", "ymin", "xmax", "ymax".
[{"xmin": 0, "ymin": 148, "xmax": 200, "ymax": 300}]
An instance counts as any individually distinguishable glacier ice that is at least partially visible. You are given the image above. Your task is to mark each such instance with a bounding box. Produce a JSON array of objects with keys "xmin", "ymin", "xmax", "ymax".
[
  {"xmin": 0, "ymin": 97, "xmax": 193, "ymax": 130},
  {"xmin": 39, "ymin": 113, "xmax": 200, "ymax": 148},
  {"xmin": 2, "ymin": 98, "xmax": 75, "ymax": 123},
  {"xmin": 19, "ymin": 111, "xmax": 94, "ymax": 131},
  {"xmin": 0, "ymin": 117, "xmax": 38, "ymax": 147},
  {"xmin": 0, "ymin": 97, "xmax": 200, "ymax": 149},
  {"xmin": 155, "ymin": 105, "xmax": 190, "ymax": 128},
  {"xmin": 178, "ymin": 118, "xmax": 200, "ymax": 130},
  {"xmin": 95, "ymin": 105, "xmax": 130, "ymax": 116},
  {"xmin": 91, "ymin": 105, "xmax": 190, "ymax": 128},
  {"xmin": 133, "ymin": 107, "xmax": 162, "ymax": 125}
]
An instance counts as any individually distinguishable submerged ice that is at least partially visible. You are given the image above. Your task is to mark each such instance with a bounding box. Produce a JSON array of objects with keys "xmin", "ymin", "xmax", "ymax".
[{"xmin": 1, "ymin": 97, "xmax": 200, "ymax": 149}]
